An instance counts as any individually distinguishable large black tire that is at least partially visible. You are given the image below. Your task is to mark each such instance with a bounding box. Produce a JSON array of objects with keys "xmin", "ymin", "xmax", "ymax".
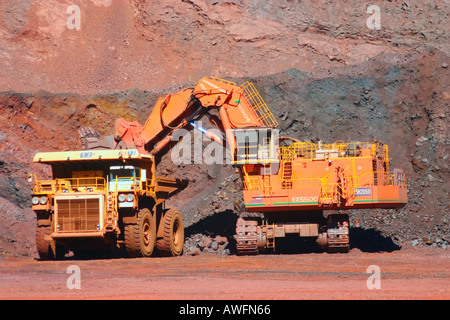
[
  {"xmin": 36, "ymin": 225, "xmax": 64, "ymax": 260},
  {"xmin": 156, "ymin": 209, "xmax": 184, "ymax": 257},
  {"xmin": 124, "ymin": 208, "xmax": 156, "ymax": 257},
  {"xmin": 36, "ymin": 225, "xmax": 53, "ymax": 260}
]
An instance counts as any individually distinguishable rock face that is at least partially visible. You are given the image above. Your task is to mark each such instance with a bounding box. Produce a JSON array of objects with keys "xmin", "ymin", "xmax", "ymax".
[
  {"xmin": 0, "ymin": 1, "xmax": 448, "ymax": 257},
  {"xmin": 0, "ymin": 0, "xmax": 447, "ymax": 94}
]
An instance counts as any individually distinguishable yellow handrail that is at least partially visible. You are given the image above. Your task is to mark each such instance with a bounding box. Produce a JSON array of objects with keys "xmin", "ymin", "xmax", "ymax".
[
  {"xmin": 242, "ymin": 169, "xmax": 406, "ymax": 192},
  {"xmin": 240, "ymin": 81, "xmax": 279, "ymax": 128},
  {"xmin": 34, "ymin": 177, "xmax": 106, "ymax": 193},
  {"xmin": 279, "ymin": 141, "xmax": 389, "ymax": 161}
]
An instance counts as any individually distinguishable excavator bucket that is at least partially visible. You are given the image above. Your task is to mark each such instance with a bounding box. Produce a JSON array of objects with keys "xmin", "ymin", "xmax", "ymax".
[{"xmin": 78, "ymin": 127, "xmax": 116, "ymax": 150}]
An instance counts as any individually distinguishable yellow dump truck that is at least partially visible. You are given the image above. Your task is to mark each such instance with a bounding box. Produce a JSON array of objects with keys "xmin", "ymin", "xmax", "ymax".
[{"xmin": 30, "ymin": 149, "xmax": 187, "ymax": 259}]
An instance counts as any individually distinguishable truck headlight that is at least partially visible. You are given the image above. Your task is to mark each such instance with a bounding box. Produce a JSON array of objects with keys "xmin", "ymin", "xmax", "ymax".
[
  {"xmin": 118, "ymin": 194, "xmax": 126, "ymax": 202},
  {"xmin": 40, "ymin": 197, "xmax": 48, "ymax": 205},
  {"xmin": 32, "ymin": 197, "xmax": 40, "ymax": 205},
  {"xmin": 126, "ymin": 194, "xmax": 134, "ymax": 202}
]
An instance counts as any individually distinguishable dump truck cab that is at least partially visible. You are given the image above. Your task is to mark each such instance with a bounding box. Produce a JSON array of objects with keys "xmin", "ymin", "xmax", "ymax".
[
  {"xmin": 109, "ymin": 165, "xmax": 144, "ymax": 208},
  {"xmin": 109, "ymin": 165, "xmax": 142, "ymax": 190},
  {"xmin": 31, "ymin": 149, "xmax": 187, "ymax": 259}
]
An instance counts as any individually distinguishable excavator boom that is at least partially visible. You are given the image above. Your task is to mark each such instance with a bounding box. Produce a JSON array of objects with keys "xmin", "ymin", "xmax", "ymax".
[{"xmin": 113, "ymin": 77, "xmax": 278, "ymax": 159}]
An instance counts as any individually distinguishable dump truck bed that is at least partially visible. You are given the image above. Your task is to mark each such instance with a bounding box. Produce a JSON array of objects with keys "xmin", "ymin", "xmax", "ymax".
[{"xmin": 155, "ymin": 176, "xmax": 189, "ymax": 206}]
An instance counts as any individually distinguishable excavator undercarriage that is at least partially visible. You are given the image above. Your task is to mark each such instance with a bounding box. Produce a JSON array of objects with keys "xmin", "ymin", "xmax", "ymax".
[{"xmin": 236, "ymin": 212, "xmax": 350, "ymax": 255}]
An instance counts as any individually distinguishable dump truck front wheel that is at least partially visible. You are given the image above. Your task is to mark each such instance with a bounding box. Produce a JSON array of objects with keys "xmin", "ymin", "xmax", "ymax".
[
  {"xmin": 36, "ymin": 225, "xmax": 53, "ymax": 260},
  {"xmin": 36, "ymin": 225, "xmax": 64, "ymax": 260},
  {"xmin": 124, "ymin": 208, "xmax": 156, "ymax": 257}
]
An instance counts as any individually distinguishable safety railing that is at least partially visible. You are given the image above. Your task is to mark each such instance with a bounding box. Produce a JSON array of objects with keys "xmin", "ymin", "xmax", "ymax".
[
  {"xmin": 208, "ymin": 77, "xmax": 278, "ymax": 128},
  {"xmin": 280, "ymin": 142, "xmax": 317, "ymax": 161},
  {"xmin": 110, "ymin": 175, "xmax": 156, "ymax": 194},
  {"xmin": 320, "ymin": 179, "xmax": 355, "ymax": 201},
  {"xmin": 106, "ymin": 177, "xmax": 119, "ymax": 224},
  {"xmin": 110, "ymin": 176, "xmax": 140, "ymax": 184},
  {"xmin": 352, "ymin": 170, "xmax": 406, "ymax": 188},
  {"xmin": 279, "ymin": 141, "xmax": 388, "ymax": 162},
  {"xmin": 384, "ymin": 170, "xmax": 406, "ymax": 187},
  {"xmin": 233, "ymin": 144, "xmax": 277, "ymax": 165},
  {"xmin": 242, "ymin": 169, "xmax": 406, "ymax": 192},
  {"xmin": 240, "ymin": 81, "xmax": 279, "ymax": 128},
  {"xmin": 210, "ymin": 77, "xmax": 237, "ymax": 87},
  {"xmin": 54, "ymin": 177, "xmax": 106, "ymax": 193},
  {"xmin": 242, "ymin": 169, "xmax": 263, "ymax": 191},
  {"xmin": 32, "ymin": 180, "xmax": 56, "ymax": 194}
]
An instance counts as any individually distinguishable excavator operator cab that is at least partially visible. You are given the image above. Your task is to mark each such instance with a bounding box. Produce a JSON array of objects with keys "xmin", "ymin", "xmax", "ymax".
[{"xmin": 231, "ymin": 127, "xmax": 279, "ymax": 165}]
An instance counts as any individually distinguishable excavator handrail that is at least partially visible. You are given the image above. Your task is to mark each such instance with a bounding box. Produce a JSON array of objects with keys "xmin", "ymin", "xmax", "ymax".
[
  {"xmin": 280, "ymin": 141, "xmax": 389, "ymax": 162},
  {"xmin": 239, "ymin": 81, "xmax": 279, "ymax": 128},
  {"xmin": 242, "ymin": 168, "xmax": 407, "ymax": 192}
]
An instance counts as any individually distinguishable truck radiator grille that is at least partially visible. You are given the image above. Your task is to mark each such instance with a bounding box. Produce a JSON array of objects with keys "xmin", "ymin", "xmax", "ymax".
[{"xmin": 56, "ymin": 198, "xmax": 100, "ymax": 232}]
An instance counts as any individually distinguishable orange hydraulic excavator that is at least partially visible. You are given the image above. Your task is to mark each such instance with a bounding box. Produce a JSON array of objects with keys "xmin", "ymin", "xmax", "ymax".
[{"xmin": 103, "ymin": 77, "xmax": 407, "ymax": 254}]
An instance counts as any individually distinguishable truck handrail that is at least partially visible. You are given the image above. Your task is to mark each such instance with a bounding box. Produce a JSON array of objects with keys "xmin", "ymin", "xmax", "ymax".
[{"xmin": 54, "ymin": 177, "xmax": 106, "ymax": 193}]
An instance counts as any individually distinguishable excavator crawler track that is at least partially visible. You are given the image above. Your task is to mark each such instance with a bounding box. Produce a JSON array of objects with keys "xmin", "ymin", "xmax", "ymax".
[{"xmin": 235, "ymin": 218, "xmax": 259, "ymax": 255}]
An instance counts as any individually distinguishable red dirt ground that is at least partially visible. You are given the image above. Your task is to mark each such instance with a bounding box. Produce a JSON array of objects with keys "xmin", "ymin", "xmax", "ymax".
[{"xmin": 0, "ymin": 247, "xmax": 448, "ymax": 300}]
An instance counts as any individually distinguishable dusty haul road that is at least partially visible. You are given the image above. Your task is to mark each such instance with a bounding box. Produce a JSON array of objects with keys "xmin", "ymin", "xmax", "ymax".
[{"xmin": 0, "ymin": 248, "xmax": 448, "ymax": 300}]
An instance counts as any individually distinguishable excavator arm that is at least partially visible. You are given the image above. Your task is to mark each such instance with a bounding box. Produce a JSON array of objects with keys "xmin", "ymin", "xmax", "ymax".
[{"xmin": 113, "ymin": 77, "xmax": 278, "ymax": 161}]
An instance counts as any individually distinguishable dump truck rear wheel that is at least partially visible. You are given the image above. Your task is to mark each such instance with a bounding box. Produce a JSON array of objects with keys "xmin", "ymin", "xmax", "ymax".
[
  {"xmin": 124, "ymin": 208, "xmax": 156, "ymax": 257},
  {"xmin": 156, "ymin": 208, "xmax": 184, "ymax": 257}
]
